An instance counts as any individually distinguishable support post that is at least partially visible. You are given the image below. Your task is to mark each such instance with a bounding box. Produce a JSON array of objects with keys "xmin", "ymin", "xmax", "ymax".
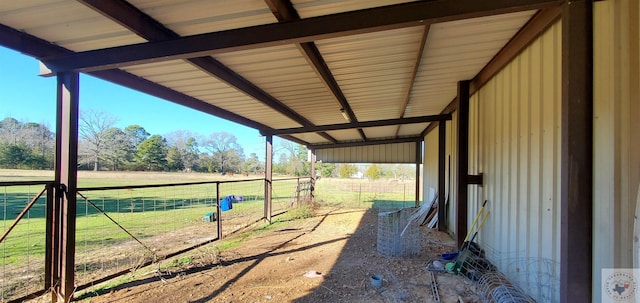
[
  {"xmin": 415, "ymin": 141, "xmax": 421, "ymax": 207},
  {"xmin": 44, "ymin": 183, "xmax": 54, "ymax": 293},
  {"xmin": 264, "ymin": 135, "xmax": 273, "ymax": 223},
  {"xmin": 438, "ymin": 122, "xmax": 447, "ymax": 231},
  {"xmin": 216, "ymin": 182, "xmax": 222, "ymax": 240},
  {"xmin": 53, "ymin": 72, "xmax": 79, "ymax": 303},
  {"xmin": 310, "ymin": 149, "xmax": 316, "ymax": 203},
  {"xmin": 561, "ymin": 1, "xmax": 593, "ymax": 302},
  {"xmin": 456, "ymin": 80, "xmax": 470, "ymax": 248}
]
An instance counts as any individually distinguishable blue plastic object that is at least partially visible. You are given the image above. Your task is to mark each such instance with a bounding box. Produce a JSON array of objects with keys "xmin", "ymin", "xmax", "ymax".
[
  {"xmin": 441, "ymin": 252, "xmax": 459, "ymax": 260},
  {"xmin": 220, "ymin": 195, "xmax": 234, "ymax": 211}
]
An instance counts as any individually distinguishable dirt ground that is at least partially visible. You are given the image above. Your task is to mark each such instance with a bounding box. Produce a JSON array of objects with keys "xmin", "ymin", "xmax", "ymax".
[{"xmin": 75, "ymin": 207, "xmax": 481, "ymax": 303}]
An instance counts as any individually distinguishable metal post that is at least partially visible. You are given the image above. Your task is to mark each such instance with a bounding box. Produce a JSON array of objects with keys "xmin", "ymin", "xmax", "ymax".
[
  {"xmin": 296, "ymin": 177, "xmax": 301, "ymax": 206},
  {"xmin": 456, "ymin": 80, "xmax": 470, "ymax": 248},
  {"xmin": 438, "ymin": 121, "xmax": 447, "ymax": 231},
  {"xmin": 415, "ymin": 141, "xmax": 421, "ymax": 207},
  {"xmin": 561, "ymin": 1, "xmax": 593, "ymax": 301},
  {"xmin": 216, "ymin": 182, "xmax": 222, "ymax": 240},
  {"xmin": 264, "ymin": 135, "xmax": 273, "ymax": 222},
  {"xmin": 53, "ymin": 72, "xmax": 79, "ymax": 302},
  {"xmin": 44, "ymin": 182, "xmax": 54, "ymax": 292},
  {"xmin": 310, "ymin": 149, "xmax": 316, "ymax": 203}
]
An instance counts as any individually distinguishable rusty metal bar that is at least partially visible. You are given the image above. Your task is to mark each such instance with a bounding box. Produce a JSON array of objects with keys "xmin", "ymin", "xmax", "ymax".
[
  {"xmin": 44, "ymin": 183, "xmax": 54, "ymax": 292},
  {"xmin": 310, "ymin": 150, "xmax": 316, "ymax": 203},
  {"xmin": 216, "ymin": 182, "xmax": 223, "ymax": 240},
  {"xmin": 456, "ymin": 80, "xmax": 470, "ymax": 248},
  {"xmin": 415, "ymin": 141, "xmax": 421, "ymax": 207},
  {"xmin": 265, "ymin": 135, "xmax": 273, "ymax": 223},
  {"xmin": 560, "ymin": 1, "xmax": 593, "ymax": 301},
  {"xmin": 53, "ymin": 71, "xmax": 80, "ymax": 302},
  {"xmin": 438, "ymin": 122, "xmax": 447, "ymax": 231}
]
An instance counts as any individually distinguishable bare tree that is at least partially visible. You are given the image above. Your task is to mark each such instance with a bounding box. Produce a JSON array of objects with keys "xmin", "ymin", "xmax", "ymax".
[
  {"xmin": 203, "ymin": 131, "xmax": 244, "ymax": 174},
  {"xmin": 79, "ymin": 110, "xmax": 117, "ymax": 171}
]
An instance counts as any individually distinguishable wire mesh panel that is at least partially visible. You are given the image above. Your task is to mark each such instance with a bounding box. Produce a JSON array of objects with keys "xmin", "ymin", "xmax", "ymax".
[
  {"xmin": 315, "ymin": 178, "xmax": 416, "ymax": 209},
  {"xmin": 0, "ymin": 182, "xmax": 50, "ymax": 302},
  {"xmin": 217, "ymin": 180, "xmax": 264, "ymax": 237},
  {"xmin": 376, "ymin": 208, "xmax": 420, "ymax": 257},
  {"xmin": 272, "ymin": 178, "xmax": 305, "ymax": 215},
  {"xmin": 75, "ymin": 182, "xmax": 220, "ymax": 287}
]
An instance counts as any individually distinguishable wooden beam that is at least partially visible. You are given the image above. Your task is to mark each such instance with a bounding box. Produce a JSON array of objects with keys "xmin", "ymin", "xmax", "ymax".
[
  {"xmin": 43, "ymin": 0, "xmax": 563, "ymax": 73},
  {"xmin": 268, "ymin": 114, "xmax": 452, "ymax": 135},
  {"xmin": 560, "ymin": 1, "xmax": 593, "ymax": 302},
  {"xmin": 456, "ymin": 80, "xmax": 470, "ymax": 248}
]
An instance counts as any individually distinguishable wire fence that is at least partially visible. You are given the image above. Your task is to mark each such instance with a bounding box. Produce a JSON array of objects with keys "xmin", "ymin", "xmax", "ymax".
[
  {"xmin": 0, "ymin": 175, "xmax": 415, "ymax": 301},
  {"xmin": 315, "ymin": 178, "xmax": 417, "ymax": 209},
  {"xmin": 0, "ymin": 181, "xmax": 52, "ymax": 302}
]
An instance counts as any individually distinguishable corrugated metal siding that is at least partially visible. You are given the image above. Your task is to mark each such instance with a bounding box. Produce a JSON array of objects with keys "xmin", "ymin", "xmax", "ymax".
[
  {"xmin": 593, "ymin": 0, "xmax": 640, "ymax": 300},
  {"xmin": 316, "ymin": 142, "xmax": 416, "ymax": 163},
  {"xmin": 423, "ymin": 127, "xmax": 438, "ymax": 200},
  {"xmin": 470, "ymin": 21, "xmax": 562, "ymax": 302}
]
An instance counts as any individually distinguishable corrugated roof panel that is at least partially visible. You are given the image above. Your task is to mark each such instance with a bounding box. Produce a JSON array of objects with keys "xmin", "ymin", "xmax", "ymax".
[
  {"xmin": 316, "ymin": 26, "xmax": 424, "ymax": 122},
  {"xmin": 122, "ymin": 60, "xmax": 301, "ymax": 130},
  {"xmin": 293, "ymin": 0, "xmax": 417, "ymax": 18},
  {"xmin": 396, "ymin": 123, "xmax": 429, "ymax": 137},
  {"xmin": 290, "ymin": 133, "xmax": 331, "ymax": 145},
  {"xmin": 130, "ymin": 0, "xmax": 276, "ymax": 36},
  {"xmin": 362, "ymin": 126, "xmax": 398, "ymax": 139},
  {"xmin": 0, "ymin": 1, "xmax": 144, "ymax": 51},
  {"xmin": 325, "ymin": 129, "xmax": 363, "ymax": 141},
  {"xmin": 407, "ymin": 11, "xmax": 536, "ymax": 118},
  {"xmin": 215, "ymin": 45, "xmax": 345, "ymax": 126}
]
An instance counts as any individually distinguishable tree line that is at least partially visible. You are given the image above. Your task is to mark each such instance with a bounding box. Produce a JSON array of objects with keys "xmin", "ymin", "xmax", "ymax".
[
  {"xmin": 1, "ymin": 111, "xmax": 268, "ymax": 174},
  {"xmin": 0, "ymin": 111, "xmax": 415, "ymax": 179}
]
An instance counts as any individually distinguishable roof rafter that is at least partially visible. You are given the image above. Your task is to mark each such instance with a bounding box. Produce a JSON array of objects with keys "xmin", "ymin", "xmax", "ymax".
[
  {"xmin": 76, "ymin": 0, "xmax": 337, "ymax": 144},
  {"xmin": 267, "ymin": 114, "xmax": 451, "ymax": 136},
  {"xmin": 43, "ymin": 0, "xmax": 562, "ymax": 73},
  {"xmin": 394, "ymin": 24, "xmax": 430, "ymax": 138},
  {"xmin": 309, "ymin": 136, "xmax": 422, "ymax": 150},
  {"xmin": 263, "ymin": 0, "xmax": 367, "ymax": 141}
]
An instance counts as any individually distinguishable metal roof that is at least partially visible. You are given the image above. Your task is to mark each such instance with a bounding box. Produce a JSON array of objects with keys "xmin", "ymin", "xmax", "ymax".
[{"xmin": 0, "ymin": 0, "xmax": 562, "ymax": 149}]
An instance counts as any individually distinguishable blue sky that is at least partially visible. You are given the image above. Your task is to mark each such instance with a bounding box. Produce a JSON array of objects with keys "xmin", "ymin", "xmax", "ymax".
[{"xmin": 0, "ymin": 46, "xmax": 269, "ymax": 158}]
